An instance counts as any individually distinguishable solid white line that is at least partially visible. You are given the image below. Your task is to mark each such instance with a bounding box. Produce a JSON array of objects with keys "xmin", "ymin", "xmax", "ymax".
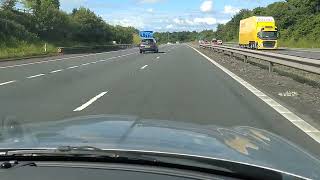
[
  {"xmin": 50, "ymin": 69, "xmax": 63, "ymax": 73},
  {"xmin": 140, "ymin": 65, "xmax": 148, "ymax": 70},
  {"xmin": 73, "ymin": 91, "xmax": 108, "ymax": 112},
  {"xmin": 0, "ymin": 80, "xmax": 17, "ymax": 86},
  {"xmin": 67, "ymin": 65, "xmax": 79, "ymax": 69},
  {"xmin": 188, "ymin": 45, "xmax": 320, "ymax": 143},
  {"xmin": 27, "ymin": 74, "xmax": 46, "ymax": 79}
]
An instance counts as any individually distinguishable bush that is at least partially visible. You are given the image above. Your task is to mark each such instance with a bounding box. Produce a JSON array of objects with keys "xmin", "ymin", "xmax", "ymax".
[{"xmin": 0, "ymin": 18, "xmax": 38, "ymax": 43}]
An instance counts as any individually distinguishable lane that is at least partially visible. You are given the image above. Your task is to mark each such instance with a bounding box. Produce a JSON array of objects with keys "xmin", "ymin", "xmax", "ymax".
[
  {"xmin": 0, "ymin": 48, "xmax": 139, "ymax": 68},
  {"xmin": 0, "ymin": 48, "xmax": 139, "ymax": 83},
  {"xmin": 85, "ymin": 44, "xmax": 320, "ymax": 157},
  {"xmin": 0, "ymin": 45, "xmax": 174, "ymax": 124}
]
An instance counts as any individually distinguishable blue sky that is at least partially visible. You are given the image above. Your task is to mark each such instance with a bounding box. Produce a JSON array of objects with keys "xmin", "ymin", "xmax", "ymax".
[{"xmin": 60, "ymin": 0, "xmax": 281, "ymax": 32}]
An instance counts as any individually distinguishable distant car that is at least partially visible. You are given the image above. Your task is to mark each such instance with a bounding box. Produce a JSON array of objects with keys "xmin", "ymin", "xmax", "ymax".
[
  {"xmin": 176, "ymin": 41, "xmax": 180, "ymax": 44},
  {"xmin": 211, "ymin": 39, "xmax": 218, "ymax": 45},
  {"xmin": 199, "ymin": 40, "xmax": 210, "ymax": 48},
  {"xmin": 140, "ymin": 38, "xmax": 158, "ymax": 53},
  {"xmin": 217, "ymin": 40, "xmax": 223, "ymax": 45},
  {"xmin": 167, "ymin": 42, "xmax": 172, "ymax": 45}
]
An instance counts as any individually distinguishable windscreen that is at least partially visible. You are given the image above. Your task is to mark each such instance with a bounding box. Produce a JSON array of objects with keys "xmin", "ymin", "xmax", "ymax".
[
  {"xmin": 0, "ymin": 1, "xmax": 320, "ymax": 179},
  {"xmin": 260, "ymin": 31, "xmax": 278, "ymax": 39},
  {"xmin": 141, "ymin": 39, "xmax": 154, "ymax": 44}
]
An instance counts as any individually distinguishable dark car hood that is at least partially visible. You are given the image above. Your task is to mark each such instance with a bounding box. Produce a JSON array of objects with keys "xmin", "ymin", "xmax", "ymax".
[{"xmin": 0, "ymin": 114, "xmax": 319, "ymax": 178}]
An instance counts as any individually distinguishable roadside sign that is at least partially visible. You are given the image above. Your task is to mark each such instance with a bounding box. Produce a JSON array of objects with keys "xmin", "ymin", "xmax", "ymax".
[{"xmin": 139, "ymin": 31, "xmax": 153, "ymax": 39}]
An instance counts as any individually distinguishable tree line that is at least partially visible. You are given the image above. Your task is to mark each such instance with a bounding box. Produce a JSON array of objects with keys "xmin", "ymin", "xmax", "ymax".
[
  {"xmin": 155, "ymin": 0, "xmax": 320, "ymax": 48},
  {"xmin": 0, "ymin": 0, "xmax": 138, "ymax": 47},
  {"xmin": 214, "ymin": 0, "xmax": 320, "ymax": 47},
  {"xmin": 154, "ymin": 30, "xmax": 216, "ymax": 44}
]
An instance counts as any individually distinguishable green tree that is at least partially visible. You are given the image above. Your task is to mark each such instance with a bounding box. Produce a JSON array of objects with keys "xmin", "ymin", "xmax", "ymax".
[
  {"xmin": 22, "ymin": 0, "xmax": 59, "ymax": 10},
  {"xmin": 0, "ymin": 0, "xmax": 17, "ymax": 10},
  {"xmin": 71, "ymin": 7, "xmax": 110, "ymax": 43}
]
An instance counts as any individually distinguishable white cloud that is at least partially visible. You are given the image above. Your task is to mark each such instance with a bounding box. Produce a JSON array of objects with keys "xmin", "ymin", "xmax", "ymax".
[
  {"xmin": 146, "ymin": 8, "xmax": 153, "ymax": 12},
  {"xmin": 200, "ymin": 0, "xmax": 213, "ymax": 13},
  {"xmin": 217, "ymin": 19, "xmax": 229, "ymax": 24},
  {"xmin": 185, "ymin": 19, "xmax": 195, "ymax": 25},
  {"xmin": 194, "ymin": 17, "xmax": 216, "ymax": 25},
  {"xmin": 172, "ymin": 17, "xmax": 217, "ymax": 26},
  {"xmin": 223, "ymin": 5, "xmax": 240, "ymax": 15},
  {"xmin": 166, "ymin": 24, "xmax": 174, "ymax": 29},
  {"xmin": 108, "ymin": 17, "xmax": 145, "ymax": 28},
  {"xmin": 173, "ymin": 18, "xmax": 184, "ymax": 25}
]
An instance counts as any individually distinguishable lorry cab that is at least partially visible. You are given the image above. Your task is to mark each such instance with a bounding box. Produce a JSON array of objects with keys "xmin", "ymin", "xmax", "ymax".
[{"xmin": 239, "ymin": 16, "xmax": 278, "ymax": 50}]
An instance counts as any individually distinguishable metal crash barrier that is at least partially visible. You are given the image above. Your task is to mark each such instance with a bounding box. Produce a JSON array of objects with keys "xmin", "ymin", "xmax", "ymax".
[
  {"xmin": 58, "ymin": 44, "xmax": 136, "ymax": 54},
  {"xmin": 199, "ymin": 44, "xmax": 320, "ymax": 75}
]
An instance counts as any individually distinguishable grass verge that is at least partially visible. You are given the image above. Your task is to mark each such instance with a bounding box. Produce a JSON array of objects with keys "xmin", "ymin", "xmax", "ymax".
[{"xmin": 0, "ymin": 41, "xmax": 57, "ymax": 60}]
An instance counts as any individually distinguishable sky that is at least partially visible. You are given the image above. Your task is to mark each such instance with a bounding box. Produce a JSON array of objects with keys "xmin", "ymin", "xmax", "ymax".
[{"xmin": 59, "ymin": 0, "xmax": 281, "ymax": 32}]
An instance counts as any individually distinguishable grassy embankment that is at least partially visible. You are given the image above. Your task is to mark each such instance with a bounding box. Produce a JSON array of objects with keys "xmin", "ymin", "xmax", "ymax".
[{"xmin": 0, "ymin": 33, "xmax": 141, "ymax": 60}]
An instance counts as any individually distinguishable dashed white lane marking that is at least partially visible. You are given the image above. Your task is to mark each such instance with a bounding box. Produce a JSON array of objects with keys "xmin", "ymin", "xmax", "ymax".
[
  {"xmin": 50, "ymin": 69, "xmax": 63, "ymax": 73},
  {"xmin": 67, "ymin": 65, "xmax": 79, "ymax": 69},
  {"xmin": 26, "ymin": 74, "xmax": 46, "ymax": 79},
  {"xmin": 0, "ymin": 52, "xmax": 138, "ymax": 86},
  {"xmin": 0, "ymin": 49, "xmax": 138, "ymax": 69},
  {"xmin": 189, "ymin": 45, "xmax": 320, "ymax": 143},
  {"xmin": 140, "ymin": 65, "xmax": 148, "ymax": 70},
  {"xmin": 0, "ymin": 80, "xmax": 17, "ymax": 86},
  {"xmin": 73, "ymin": 91, "xmax": 108, "ymax": 112},
  {"xmin": 81, "ymin": 63, "xmax": 90, "ymax": 66},
  {"xmin": 156, "ymin": 57, "xmax": 160, "ymax": 59}
]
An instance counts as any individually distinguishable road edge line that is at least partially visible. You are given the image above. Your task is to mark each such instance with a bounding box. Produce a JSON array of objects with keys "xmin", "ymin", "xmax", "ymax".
[{"xmin": 188, "ymin": 45, "xmax": 320, "ymax": 143}]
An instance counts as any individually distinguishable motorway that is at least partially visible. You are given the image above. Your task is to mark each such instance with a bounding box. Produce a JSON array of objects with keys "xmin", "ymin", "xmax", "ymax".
[
  {"xmin": 269, "ymin": 48, "xmax": 320, "ymax": 60},
  {"xmin": 0, "ymin": 44, "xmax": 320, "ymax": 157}
]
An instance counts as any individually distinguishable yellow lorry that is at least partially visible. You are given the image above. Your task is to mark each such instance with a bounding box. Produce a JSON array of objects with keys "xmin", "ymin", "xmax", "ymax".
[{"xmin": 239, "ymin": 16, "xmax": 278, "ymax": 50}]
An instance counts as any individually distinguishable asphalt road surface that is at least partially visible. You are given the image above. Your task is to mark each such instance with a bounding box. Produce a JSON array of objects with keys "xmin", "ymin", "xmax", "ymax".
[
  {"xmin": 269, "ymin": 48, "xmax": 320, "ymax": 59},
  {"xmin": 0, "ymin": 44, "xmax": 319, "ymax": 157}
]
